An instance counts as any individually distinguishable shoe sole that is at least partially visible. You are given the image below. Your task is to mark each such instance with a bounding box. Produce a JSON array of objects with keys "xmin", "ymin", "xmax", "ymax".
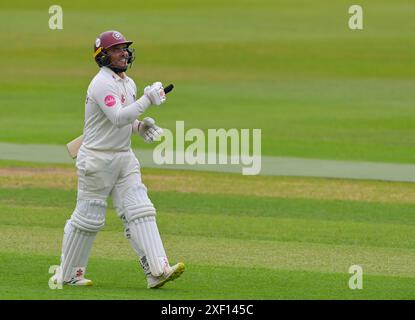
[
  {"xmin": 149, "ymin": 263, "xmax": 185, "ymax": 289},
  {"xmin": 66, "ymin": 280, "xmax": 93, "ymax": 286}
]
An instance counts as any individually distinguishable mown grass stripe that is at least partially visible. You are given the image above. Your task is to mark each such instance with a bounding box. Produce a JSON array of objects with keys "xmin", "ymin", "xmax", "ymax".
[
  {"xmin": 1, "ymin": 225, "xmax": 415, "ymax": 278},
  {"xmin": 2, "ymin": 164, "xmax": 415, "ymax": 204},
  {"xmin": 2, "ymin": 203, "xmax": 415, "ymax": 250},
  {"xmin": 2, "ymin": 251, "xmax": 415, "ymax": 299},
  {"xmin": 1, "ymin": 188, "xmax": 415, "ymax": 226}
]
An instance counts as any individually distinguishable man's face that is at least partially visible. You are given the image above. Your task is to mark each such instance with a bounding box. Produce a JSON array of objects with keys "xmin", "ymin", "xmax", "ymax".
[{"xmin": 107, "ymin": 44, "xmax": 129, "ymax": 70}]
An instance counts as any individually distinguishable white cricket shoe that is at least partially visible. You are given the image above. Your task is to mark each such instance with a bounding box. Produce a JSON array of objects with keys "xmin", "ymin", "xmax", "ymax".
[
  {"xmin": 65, "ymin": 267, "xmax": 93, "ymax": 286},
  {"xmin": 49, "ymin": 266, "xmax": 93, "ymax": 287},
  {"xmin": 65, "ymin": 278, "xmax": 93, "ymax": 286},
  {"xmin": 147, "ymin": 262, "xmax": 185, "ymax": 289}
]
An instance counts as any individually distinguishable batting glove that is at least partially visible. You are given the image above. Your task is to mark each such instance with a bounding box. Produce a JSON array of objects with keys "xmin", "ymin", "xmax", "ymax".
[
  {"xmin": 138, "ymin": 117, "xmax": 164, "ymax": 143},
  {"xmin": 144, "ymin": 82, "xmax": 166, "ymax": 106}
]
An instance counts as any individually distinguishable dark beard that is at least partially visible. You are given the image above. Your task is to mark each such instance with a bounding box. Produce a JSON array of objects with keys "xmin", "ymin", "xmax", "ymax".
[{"xmin": 109, "ymin": 65, "xmax": 128, "ymax": 74}]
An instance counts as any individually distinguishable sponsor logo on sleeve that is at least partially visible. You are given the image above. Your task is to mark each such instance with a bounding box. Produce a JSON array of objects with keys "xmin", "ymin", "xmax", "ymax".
[{"xmin": 104, "ymin": 95, "xmax": 116, "ymax": 107}]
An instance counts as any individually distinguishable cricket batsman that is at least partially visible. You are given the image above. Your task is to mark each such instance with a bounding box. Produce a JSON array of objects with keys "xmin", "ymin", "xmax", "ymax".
[{"xmin": 49, "ymin": 30, "xmax": 185, "ymax": 288}]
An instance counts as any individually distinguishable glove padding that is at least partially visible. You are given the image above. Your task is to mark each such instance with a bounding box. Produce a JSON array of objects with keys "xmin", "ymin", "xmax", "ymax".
[
  {"xmin": 144, "ymin": 82, "xmax": 166, "ymax": 106},
  {"xmin": 138, "ymin": 117, "xmax": 164, "ymax": 143}
]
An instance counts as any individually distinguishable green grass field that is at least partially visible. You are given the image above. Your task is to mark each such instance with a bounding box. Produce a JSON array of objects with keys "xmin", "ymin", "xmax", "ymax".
[
  {"xmin": 1, "ymin": 164, "xmax": 415, "ymax": 299},
  {"xmin": 1, "ymin": 0, "xmax": 415, "ymax": 162},
  {"xmin": 1, "ymin": 0, "xmax": 415, "ymax": 299}
]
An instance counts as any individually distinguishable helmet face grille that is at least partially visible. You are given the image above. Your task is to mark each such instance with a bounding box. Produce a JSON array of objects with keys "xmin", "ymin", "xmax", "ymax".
[
  {"xmin": 127, "ymin": 47, "xmax": 135, "ymax": 65},
  {"xmin": 94, "ymin": 46, "xmax": 135, "ymax": 71}
]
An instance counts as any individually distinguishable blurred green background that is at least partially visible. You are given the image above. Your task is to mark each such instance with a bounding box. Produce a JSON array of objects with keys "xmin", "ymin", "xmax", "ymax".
[{"xmin": 0, "ymin": 0, "xmax": 414, "ymax": 162}]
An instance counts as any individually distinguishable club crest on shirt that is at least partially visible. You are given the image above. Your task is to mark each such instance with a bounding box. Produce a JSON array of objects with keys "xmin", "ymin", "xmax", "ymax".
[
  {"xmin": 104, "ymin": 95, "xmax": 116, "ymax": 107},
  {"xmin": 121, "ymin": 94, "xmax": 126, "ymax": 104}
]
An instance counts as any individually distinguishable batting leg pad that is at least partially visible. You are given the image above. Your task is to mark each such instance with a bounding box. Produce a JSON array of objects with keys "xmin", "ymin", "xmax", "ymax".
[
  {"xmin": 123, "ymin": 185, "xmax": 169, "ymax": 277},
  {"xmin": 60, "ymin": 199, "xmax": 106, "ymax": 282}
]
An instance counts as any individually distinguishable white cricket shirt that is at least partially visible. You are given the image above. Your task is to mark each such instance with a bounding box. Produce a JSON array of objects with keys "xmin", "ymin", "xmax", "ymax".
[{"xmin": 82, "ymin": 66, "xmax": 150, "ymax": 151}]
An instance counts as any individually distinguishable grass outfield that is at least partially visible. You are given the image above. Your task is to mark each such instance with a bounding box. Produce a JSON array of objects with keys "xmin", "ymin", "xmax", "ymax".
[
  {"xmin": 1, "ymin": 0, "xmax": 414, "ymax": 301},
  {"xmin": 0, "ymin": 1, "xmax": 415, "ymax": 162},
  {"xmin": 1, "ymin": 162, "xmax": 415, "ymax": 299}
]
